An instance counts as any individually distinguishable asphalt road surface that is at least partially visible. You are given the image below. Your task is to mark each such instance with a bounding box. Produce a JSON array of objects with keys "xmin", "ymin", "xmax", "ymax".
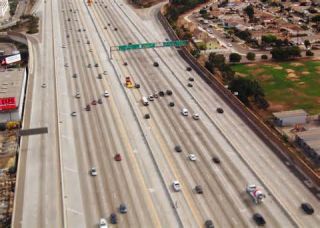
[{"xmin": 12, "ymin": 0, "xmax": 320, "ymax": 227}]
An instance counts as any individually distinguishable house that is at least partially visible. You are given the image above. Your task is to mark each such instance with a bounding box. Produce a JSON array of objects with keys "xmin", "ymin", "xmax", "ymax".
[{"xmin": 273, "ymin": 109, "xmax": 308, "ymax": 127}]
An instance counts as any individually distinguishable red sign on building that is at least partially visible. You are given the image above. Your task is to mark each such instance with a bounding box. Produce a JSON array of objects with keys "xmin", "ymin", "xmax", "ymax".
[{"xmin": 0, "ymin": 97, "xmax": 17, "ymax": 111}]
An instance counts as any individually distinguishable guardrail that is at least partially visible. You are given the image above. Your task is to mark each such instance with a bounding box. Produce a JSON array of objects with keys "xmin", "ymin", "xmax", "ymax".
[{"xmin": 157, "ymin": 11, "xmax": 320, "ymax": 189}]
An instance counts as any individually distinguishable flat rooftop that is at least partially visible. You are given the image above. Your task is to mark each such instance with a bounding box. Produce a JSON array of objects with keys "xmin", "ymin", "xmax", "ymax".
[
  {"xmin": 273, "ymin": 109, "xmax": 307, "ymax": 119},
  {"xmin": 296, "ymin": 128, "xmax": 320, "ymax": 155},
  {"xmin": 0, "ymin": 68, "xmax": 25, "ymax": 109}
]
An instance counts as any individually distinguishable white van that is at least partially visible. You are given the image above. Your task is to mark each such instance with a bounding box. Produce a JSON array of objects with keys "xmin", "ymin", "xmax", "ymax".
[
  {"xmin": 181, "ymin": 108, "xmax": 188, "ymax": 116},
  {"xmin": 142, "ymin": 96, "xmax": 149, "ymax": 106}
]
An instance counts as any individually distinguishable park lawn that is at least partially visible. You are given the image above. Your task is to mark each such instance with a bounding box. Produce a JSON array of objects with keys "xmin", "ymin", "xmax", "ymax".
[{"xmin": 231, "ymin": 61, "xmax": 320, "ymax": 115}]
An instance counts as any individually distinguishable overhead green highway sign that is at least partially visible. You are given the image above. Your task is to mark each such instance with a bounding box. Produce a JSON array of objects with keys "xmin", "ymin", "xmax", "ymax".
[{"xmin": 115, "ymin": 40, "xmax": 188, "ymax": 52}]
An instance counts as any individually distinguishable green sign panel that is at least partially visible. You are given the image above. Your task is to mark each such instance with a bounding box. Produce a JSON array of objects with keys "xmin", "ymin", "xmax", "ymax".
[
  {"xmin": 163, "ymin": 40, "xmax": 188, "ymax": 47},
  {"xmin": 117, "ymin": 40, "xmax": 188, "ymax": 51}
]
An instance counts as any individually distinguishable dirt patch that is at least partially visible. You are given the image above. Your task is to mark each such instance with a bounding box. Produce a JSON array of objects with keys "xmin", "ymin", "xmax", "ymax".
[
  {"xmin": 316, "ymin": 97, "xmax": 320, "ymax": 104},
  {"xmin": 273, "ymin": 66, "xmax": 283, "ymax": 70},
  {"xmin": 291, "ymin": 62, "xmax": 304, "ymax": 67},
  {"xmin": 286, "ymin": 69, "xmax": 295, "ymax": 73},
  {"xmin": 251, "ymin": 68, "xmax": 264, "ymax": 75},
  {"xmin": 246, "ymin": 63, "xmax": 257, "ymax": 67},
  {"xmin": 235, "ymin": 72, "xmax": 247, "ymax": 77},
  {"xmin": 259, "ymin": 74, "xmax": 272, "ymax": 81},
  {"xmin": 287, "ymin": 72, "xmax": 299, "ymax": 81},
  {"xmin": 267, "ymin": 101, "xmax": 289, "ymax": 112},
  {"xmin": 301, "ymin": 71, "xmax": 310, "ymax": 75}
]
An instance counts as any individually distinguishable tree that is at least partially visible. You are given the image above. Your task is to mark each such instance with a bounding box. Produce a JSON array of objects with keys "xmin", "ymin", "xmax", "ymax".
[
  {"xmin": 205, "ymin": 53, "xmax": 226, "ymax": 73},
  {"xmin": 306, "ymin": 50, "xmax": 314, "ymax": 56},
  {"xmin": 199, "ymin": 9, "xmax": 207, "ymax": 15},
  {"xmin": 261, "ymin": 34, "xmax": 277, "ymax": 44},
  {"xmin": 246, "ymin": 52, "xmax": 256, "ymax": 61},
  {"xmin": 229, "ymin": 53, "xmax": 242, "ymax": 62},
  {"xmin": 244, "ymin": 4, "xmax": 255, "ymax": 20},
  {"xmin": 304, "ymin": 39, "xmax": 311, "ymax": 48},
  {"xmin": 261, "ymin": 54, "xmax": 268, "ymax": 60},
  {"xmin": 311, "ymin": 14, "xmax": 320, "ymax": 22},
  {"xmin": 271, "ymin": 46, "xmax": 301, "ymax": 60}
]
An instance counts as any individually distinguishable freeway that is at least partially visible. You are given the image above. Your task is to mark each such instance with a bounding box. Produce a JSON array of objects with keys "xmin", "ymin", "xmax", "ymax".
[{"xmin": 12, "ymin": 0, "xmax": 320, "ymax": 227}]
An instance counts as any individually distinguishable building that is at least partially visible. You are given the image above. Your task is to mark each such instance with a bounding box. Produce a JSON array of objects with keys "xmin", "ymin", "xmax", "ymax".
[
  {"xmin": 0, "ymin": 0, "xmax": 8, "ymax": 17},
  {"xmin": 0, "ymin": 68, "xmax": 27, "ymax": 123},
  {"xmin": 295, "ymin": 128, "xmax": 320, "ymax": 166},
  {"xmin": 273, "ymin": 109, "xmax": 307, "ymax": 127}
]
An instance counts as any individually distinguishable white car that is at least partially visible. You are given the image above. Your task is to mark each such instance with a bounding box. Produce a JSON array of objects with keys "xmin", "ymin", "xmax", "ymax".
[
  {"xmin": 181, "ymin": 108, "xmax": 188, "ymax": 116},
  {"xmin": 172, "ymin": 181, "xmax": 181, "ymax": 192},
  {"xmin": 192, "ymin": 113, "xmax": 200, "ymax": 120},
  {"xmin": 188, "ymin": 154, "xmax": 197, "ymax": 161},
  {"xmin": 71, "ymin": 112, "xmax": 77, "ymax": 117},
  {"xmin": 104, "ymin": 91, "xmax": 110, "ymax": 97},
  {"xmin": 148, "ymin": 95, "xmax": 154, "ymax": 101},
  {"xmin": 99, "ymin": 218, "xmax": 107, "ymax": 228},
  {"xmin": 90, "ymin": 167, "xmax": 97, "ymax": 176},
  {"xmin": 227, "ymin": 43, "xmax": 233, "ymax": 47}
]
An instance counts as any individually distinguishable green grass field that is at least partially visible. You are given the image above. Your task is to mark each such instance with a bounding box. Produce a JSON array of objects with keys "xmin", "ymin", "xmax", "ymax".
[{"xmin": 231, "ymin": 61, "xmax": 320, "ymax": 114}]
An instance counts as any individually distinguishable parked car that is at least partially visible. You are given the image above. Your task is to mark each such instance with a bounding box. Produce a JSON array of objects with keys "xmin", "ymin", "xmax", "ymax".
[
  {"xmin": 253, "ymin": 213, "xmax": 266, "ymax": 226},
  {"xmin": 144, "ymin": 114, "xmax": 150, "ymax": 119},
  {"xmin": 172, "ymin": 181, "xmax": 181, "ymax": 192},
  {"xmin": 99, "ymin": 218, "xmax": 107, "ymax": 228},
  {"xmin": 195, "ymin": 185, "xmax": 203, "ymax": 194},
  {"xmin": 114, "ymin": 154, "xmax": 122, "ymax": 161},
  {"xmin": 212, "ymin": 156, "xmax": 220, "ymax": 164},
  {"xmin": 175, "ymin": 145, "xmax": 182, "ymax": 152},
  {"xmin": 301, "ymin": 203, "xmax": 314, "ymax": 215},
  {"xmin": 193, "ymin": 113, "xmax": 200, "ymax": 120},
  {"xmin": 216, "ymin": 108, "xmax": 224, "ymax": 113},
  {"xmin": 205, "ymin": 220, "xmax": 214, "ymax": 228},
  {"xmin": 188, "ymin": 154, "xmax": 197, "ymax": 161},
  {"xmin": 73, "ymin": 73, "xmax": 77, "ymax": 78},
  {"xmin": 86, "ymin": 105, "xmax": 91, "ymax": 111},
  {"xmin": 110, "ymin": 213, "xmax": 117, "ymax": 224},
  {"xmin": 90, "ymin": 167, "xmax": 97, "ymax": 176},
  {"xmin": 119, "ymin": 203, "xmax": 127, "ymax": 213}
]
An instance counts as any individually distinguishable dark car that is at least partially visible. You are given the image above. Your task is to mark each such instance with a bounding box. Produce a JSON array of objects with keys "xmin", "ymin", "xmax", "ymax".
[
  {"xmin": 114, "ymin": 154, "xmax": 122, "ymax": 161},
  {"xmin": 144, "ymin": 114, "xmax": 150, "ymax": 119},
  {"xmin": 135, "ymin": 83, "xmax": 140, "ymax": 88},
  {"xmin": 119, "ymin": 203, "xmax": 127, "ymax": 213},
  {"xmin": 195, "ymin": 185, "xmax": 203, "ymax": 194},
  {"xmin": 169, "ymin": 102, "xmax": 175, "ymax": 107},
  {"xmin": 186, "ymin": 66, "xmax": 192, "ymax": 71},
  {"xmin": 153, "ymin": 62, "xmax": 159, "ymax": 67},
  {"xmin": 216, "ymin": 108, "xmax": 224, "ymax": 113},
  {"xmin": 188, "ymin": 77, "xmax": 194, "ymax": 82},
  {"xmin": 166, "ymin": 90, "xmax": 173, "ymax": 95},
  {"xmin": 92, "ymin": 100, "xmax": 97, "ymax": 105},
  {"xmin": 159, "ymin": 91, "xmax": 165, "ymax": 97},
  {"xmin": 98, "ymin": 74, "xmax": 102, "ymax": 79},
  {"xmin": 187, "ymin": 83, "xmax": 193, "ymax": 87},
  {"xmin": 94, "ymin": 63, "xmax": 99, "ymax": 67},
  {"xmin": 114, "ymin": 28, "xmax": 118, "ymax": 31},
  {"xmin": 110, "ymin": 213, "xmax": 117, "ymax": 224},
  {"xmin": 205, "ymin": 220, "xmax": 214, "ymax": 228},
  {"xmin": 85, "ymin": 105, "xmax": 91, "ymax": 111},
  {"xmin": 175, "ymin": 145, "xmax": 182, "ymax": 152},
  {"xmin": 301, "ymin": 203, "xmax": 314, "ymax": 215},
  {"xmin": 73, "ymin": 73, "xmax": 77, "ymax": 78},
  {"xmin": 212, "ymin": 156, "xmax": 220, "ymax": 164},
  {"xmin": 253, "ymin": 213, "xmax": 266, "ymax": 226},
  {"xmin": 98, "ymin": 98, "xmax": 103, "ymax": 104},
  {"xmin": 123, "ymin": 62, "xmax": 128, "ymax": 66}
]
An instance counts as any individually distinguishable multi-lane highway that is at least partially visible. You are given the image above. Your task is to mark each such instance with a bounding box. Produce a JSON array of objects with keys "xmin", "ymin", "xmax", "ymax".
[{"xmin": 12, "ymin": 0, "xmax": 320, "ymax": 227}]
